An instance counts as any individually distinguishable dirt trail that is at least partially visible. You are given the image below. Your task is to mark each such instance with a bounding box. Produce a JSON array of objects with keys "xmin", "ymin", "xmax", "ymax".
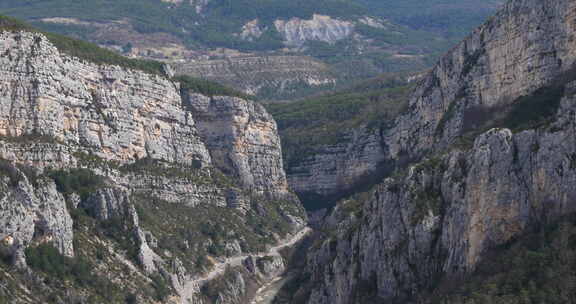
[{"xmin": 179, "ymin": 227, "xmax": 311, "ymax": 302}]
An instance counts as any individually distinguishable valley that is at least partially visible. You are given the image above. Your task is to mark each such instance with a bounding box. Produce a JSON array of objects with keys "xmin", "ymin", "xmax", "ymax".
[{"xmin": 3, "ymin": 0, "xmax": 576, "ymax": 304}]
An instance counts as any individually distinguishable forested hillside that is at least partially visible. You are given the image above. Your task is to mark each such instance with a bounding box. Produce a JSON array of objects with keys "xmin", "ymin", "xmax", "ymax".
[{"xmin": 0, "ymin": 0, "xmax": 502, "ymax": 100}]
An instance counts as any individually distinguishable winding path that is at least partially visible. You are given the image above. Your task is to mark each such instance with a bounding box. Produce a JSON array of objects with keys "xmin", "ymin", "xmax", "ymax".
[{"xmin": 179, "ymin": 227, "xmax": 311, "ymax": 303}]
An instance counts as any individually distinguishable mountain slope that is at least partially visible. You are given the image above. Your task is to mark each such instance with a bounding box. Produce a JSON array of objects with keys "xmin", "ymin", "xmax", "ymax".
[
  {"xmin": 359, "ymin": 0, "xmax": 503, "ymax": 36},
  {"xmin": 0, "ymin": 17, "xmax": 306, "ymax": 304},
  {"xmin": 284, "ymin": 0, "xmax": 576, "ymax": 303}
]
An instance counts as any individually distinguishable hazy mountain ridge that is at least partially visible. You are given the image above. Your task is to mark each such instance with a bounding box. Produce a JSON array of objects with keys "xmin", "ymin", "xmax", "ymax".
[{"xmin": 0, "ymin": 0, "xmax": 501, "ymax": 100}]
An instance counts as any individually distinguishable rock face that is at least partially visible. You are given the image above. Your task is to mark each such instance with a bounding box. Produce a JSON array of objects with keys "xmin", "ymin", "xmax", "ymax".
[
  {"xmin": 81, "ymin": 188, "xmax": 131, "ymax": 220},
  {"xmin": 240, "ymin": 19, "xmax": 264, "ymax": 41},
  {"xmin": 183, "ymin": 93, "xmax": 293, "ymax": 199},
  {"xmin": 387, "ymin": 0, "xmax": 576, "ymax": 158},
  {"xmin": 287, "ymin": 126, "xmax": 388, "ymax": 200},
  {"xmin": 274, "ymin": 14, "xmax": 354, "ymax": 47},
  {"xmin": 285, "ymin": 0, "xmax": 576, "ymax": 203},
  {"xmin": 0, "ymin": 31, "xmax": 211, "ymax": 167},
  {"xmin": 300, "ymin": 0, "xmax": 576, "ymax": 303},
  {"xmin": 161, "ymin": 0, "xmax": 210, "ymax": 13},
  {"xmin": 0, "ymin": 168, "xmax": 74, "ymax": 261},
  {"xmin": 0, "ymin": 28, "xmax": 306, "ymax": 304}
]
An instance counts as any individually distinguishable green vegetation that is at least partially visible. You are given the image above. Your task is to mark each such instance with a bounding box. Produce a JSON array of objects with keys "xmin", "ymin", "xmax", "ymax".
[
  {"xmin": 44, "ymin": 31, "xmax": 164, "ymax": 74},
  {"xmin": 97, "ymin": 217, "xmax": 140, "ymax": 263},
  {"xmin": 357, "ymin": 0, "xmax": 501, "ymax": 38},
  {"xmin": 25, "ymin": 243, "xmax": 92, "ymax": 286},
  {"xmin": 201, "ymin": 266, "xmax": 242, "ymax": 302},
  {"xmin": 432, "ymin": 214, "xmax": 576, "ymax": 304},
  {"xmin": 150, "ymin": 273, "xmax": 171, "ymax": 301},
  {"xmin": 47, "ymin": 168, "xmax": 106, "ymax": 200},
  {"xmin": 338, "ymin": 191, "xmax": 372, "ymax": 220},
  {"xmin": 73, "ymin": 151, "xmax": 121, "ymax": 171},
  {"xmin": 501, "ymin": 84, "xmax": 564, "ymax": 131},
  {"xmin": 0, "ymin": 133, "xmax": 58, "ymax": 144},
  {"xmin": 175, "ymin": 75, "xmax": 253, "ymax": 100},
  {"xmin": 0, "ymin": 159, "xmax": 24, "ymax": 187},
  {"xmin": 133, "ymin": 192, "xmax": 302, "ymax": 275},
  {"xmin": 0, "ymin": 15, "xmax": 165, "ymax": 75},
  {"xmin": 23, "ymin": 242, "xmax": 131, "ymax": 303},
  {"xmin": 266, "ymin": 74, "xmax": 412, "ymax": 169},
  {"xmin": 411, "ymin": 186, "xmax": 443, "ymax": 226},
  {"xmin": 69, "ymin": 196, "xmax": 171, "ymax": 303},
  {"xmin": 0, "ymin": 0, "xmax": 365, "ymax": 52}
]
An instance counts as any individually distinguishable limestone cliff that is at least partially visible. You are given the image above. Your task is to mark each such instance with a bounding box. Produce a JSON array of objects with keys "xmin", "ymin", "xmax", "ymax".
[
  {"xmin": 0, "ymin": 28, "xmax": 306, "ymax": 304},
  {"xmin": 286, "ymin": 126, "xmax": 388, "ymax": 203},
  {"xmin": 297, "ymin": 0, "xmax": 576, "ymax": 303},
  {"xmin": 0, "ymin": 167, "xmax": 74, "ymax": 261},
  {"xmin": 183, "ymin": 93, "xmax": 293, "ymax": 200},
  {"xmin": 284, "ymin": 0, "xmax": 576, "ymax": 203},
  {"xmin": 0, "ymin": 31, "xmax": 211, "ymax": 168}
]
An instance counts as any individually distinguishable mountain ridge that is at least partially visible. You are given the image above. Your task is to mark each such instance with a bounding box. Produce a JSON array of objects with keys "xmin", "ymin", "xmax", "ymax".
[{"xmin": 288, "ymin": 0, "xmax": 576, "ymax": 303}]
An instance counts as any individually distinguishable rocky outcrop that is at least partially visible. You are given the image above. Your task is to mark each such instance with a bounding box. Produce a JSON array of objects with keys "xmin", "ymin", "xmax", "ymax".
[
  {"xmin": 0, "ymin": 30, "xmax": 300, "ymax": 201},
  {"xmin": 243, "ymin": 255, "xmax": 285, "ymax": 280},
  {"xmin": 287, "ymin": 126, "xmax": 388, "ymax": 201},
  {"xmin": 81, "ymin": 187, "xmax": 131, "ymax": 220},
  {"xmin": 81, "ymin": 186, "xmax": 163, "ymax": 273},
  {"xmin": 387, "ymin": 0, "xmax": 576, "ymax": 159},
  {"xmin": 240, "ymin": 20, "xmax": 264, "ymax": 41},
  {"xmin": 274, "ymin": 14, "xmax": 354, "ymax": 47},
  {"xmin": 161, "ymin": 0, "xmax": 210, "ymax": 13},
  {"xmin": 0, "ymin": 31, "xmax": 211, "ymax": 168},
  {"xmin": 301, "ymin": 0, "xmax": 576, "ymax": 303},
  {"xmin": 286, "ymin": 0, "xmax": 576, "ymax": 203},
  {"xmin": 306, "ymin": 107, "xmax": 576, "ymax": 302},
  {"xmin": 0, "ymin": 165, "xmax": 73, "ymax": 262},
  {"xmin": 183, "ymin": 93, "xmax": 292, "ymax": 199}
]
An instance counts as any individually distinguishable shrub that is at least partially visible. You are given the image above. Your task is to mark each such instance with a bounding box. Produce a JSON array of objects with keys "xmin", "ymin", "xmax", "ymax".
[
  {"xmin": 0, "ymin": 15, "xmax": 164, "ymax": 75},
  {"xmin": 0, "ymin": 159, "xmax": 40, "ymax": 187},
  {"xmin": 267, "ymin": 79, "xmax": 411, "ymax": 169},
  {"xmin": 0, "ymin": 159, "xmax": 22, "ymax": 187},
  {"xmin": 150, "ymin": 273, "xmax": 171, "ymax": 301},
  {"xmin": 176, "ymin": 75, "xmax": 252, "ymax": 100},
  {"xmin": 97, "ymin": 217, "xmax": 140, "ymax": 263},
  {"xmin": 119, "ymin": 157, "xmax": 203, "ymax": 180},
  {"xmin": 432, "ymin": 214, "xmax": 576, "ymax": 304},
  {"xmin": 47, "ymin": 168, "xmax": 105, "ymax": 200},
  {"xmin": 25, "ymin": 243, "xmax": 92, "ymax": 286}
]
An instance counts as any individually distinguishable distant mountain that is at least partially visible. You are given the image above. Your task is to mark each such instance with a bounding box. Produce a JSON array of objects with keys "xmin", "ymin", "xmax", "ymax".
[
  {"xmin": 359, "ymin": 0, "xmax": 503, "ymax": 36},
  {"xmin": 0, "ymin": 0, "xmax": 501, "ymax": 99}
]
